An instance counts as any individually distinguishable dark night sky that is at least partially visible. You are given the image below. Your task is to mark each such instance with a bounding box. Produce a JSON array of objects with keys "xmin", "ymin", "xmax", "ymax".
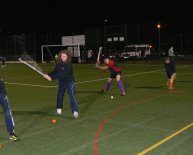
[{"xmin": 0, "ymin": 0, "xmax": 193, "ymax": 33}]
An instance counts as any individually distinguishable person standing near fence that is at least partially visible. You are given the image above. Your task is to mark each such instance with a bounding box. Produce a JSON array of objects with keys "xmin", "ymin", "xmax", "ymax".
[
  {"xmin": 87, "ymin": 50, "xmax": 93, "ymax": 63},
  {"xmin": 0, "ymin": 56, "xmax": 6, "ymax": 67},
  {"xmin": 168, "ymin": 46, "xmax": 175, "ymax": 60},
  {"xmin": 54, "ymin": 53, "xmax": 58, "ymax": 63}
]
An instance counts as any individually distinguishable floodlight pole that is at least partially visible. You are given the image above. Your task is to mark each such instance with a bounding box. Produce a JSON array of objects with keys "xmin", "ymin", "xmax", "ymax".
[
  {"xmin": 104, "ymin": 19, "xmax": 108, "ymax": 52},
  {"xmin": 137, "ymin": 23, "xmax": 141, "ymax": 58},
  {"xmin": 41, "ymin": 45, "xmax": 44, "ymax": 63},
  {"xmin": 158, "ymin": 28, "xmax": 160, "ymax": 55},
  {"xmin": 157, "ymin": 23, "xmax": 161, "ymax": 56}
]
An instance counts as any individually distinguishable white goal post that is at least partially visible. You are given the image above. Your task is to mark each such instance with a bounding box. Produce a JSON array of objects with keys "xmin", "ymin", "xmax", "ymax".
[{"xmin": 41, "ymin": 44, "xmax": 84, "ymax": 63}]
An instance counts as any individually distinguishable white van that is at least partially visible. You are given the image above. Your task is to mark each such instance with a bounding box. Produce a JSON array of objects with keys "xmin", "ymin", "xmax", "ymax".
[{"xmin": 122, "ymin": 44, "xmax": 151, "ymax": 60}]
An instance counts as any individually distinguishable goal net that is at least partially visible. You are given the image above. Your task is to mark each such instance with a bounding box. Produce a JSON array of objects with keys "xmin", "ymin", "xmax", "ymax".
[{"xmin": 41, "ymin": 44, "xmax": 85, "ymax": 63}]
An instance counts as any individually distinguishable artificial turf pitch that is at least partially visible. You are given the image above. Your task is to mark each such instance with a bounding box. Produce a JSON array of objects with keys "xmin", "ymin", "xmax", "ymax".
[{"xmin": 0, "ymin": 62, "xmax": 193, "ymax": 155}]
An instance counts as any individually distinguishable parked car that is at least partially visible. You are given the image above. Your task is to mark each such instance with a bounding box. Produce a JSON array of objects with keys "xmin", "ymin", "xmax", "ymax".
[{"xmin": 122, "ymin": 44, "xmax": 152, "ymax": 60}]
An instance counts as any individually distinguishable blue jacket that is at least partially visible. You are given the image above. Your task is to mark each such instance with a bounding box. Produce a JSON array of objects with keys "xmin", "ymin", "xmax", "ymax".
[
  {"xmin": 164, "ymin": 61, "xmax": 176, "ymax": 74},
  {"xmin": 0, "ymin": 79, "xmax": 7, "ymax": 95},
  {"xmin": 48, "ymin": 63, "xmax": 74, "ymax": 82}
]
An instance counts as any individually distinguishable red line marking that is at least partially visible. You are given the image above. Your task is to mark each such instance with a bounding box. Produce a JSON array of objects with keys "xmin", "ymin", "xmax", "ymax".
[
  {"xmin": 93, "ymin": 104, "xmax": 129, "ymax": 155},
  {"xmin": 93, "ymin": 92, "xmax": 166, "ymax": 155}
]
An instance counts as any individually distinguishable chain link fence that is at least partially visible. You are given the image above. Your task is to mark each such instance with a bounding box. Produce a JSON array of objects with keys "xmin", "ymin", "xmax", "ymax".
[{"xmin": 0, "ymin": 24, "xmax": 193, "ymax": 62}]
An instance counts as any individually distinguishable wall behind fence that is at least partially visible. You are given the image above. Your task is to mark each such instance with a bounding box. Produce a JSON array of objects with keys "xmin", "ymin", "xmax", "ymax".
[{"xmin": 0, "ymin": 24, "xmax": 193, "ymax": 61}]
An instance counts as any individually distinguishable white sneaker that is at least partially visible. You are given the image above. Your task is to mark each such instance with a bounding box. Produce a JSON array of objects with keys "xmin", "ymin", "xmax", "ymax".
[
  {"xmin": 57, "ymin": 109, "xmax": 62, "ymax": 114},
  {"xmin": 73, "ymin": 111, "xmax": 79, "ymax": 118}
]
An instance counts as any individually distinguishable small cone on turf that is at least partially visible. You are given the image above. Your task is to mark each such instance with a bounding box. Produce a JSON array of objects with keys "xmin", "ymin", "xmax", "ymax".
[
  {"xmin": 52, "ymin": 119, "xmax": 57, "ymax": 124},
  {"xmin": 0, "ymin": 144, "xmax": 3, "ymax": 150}
]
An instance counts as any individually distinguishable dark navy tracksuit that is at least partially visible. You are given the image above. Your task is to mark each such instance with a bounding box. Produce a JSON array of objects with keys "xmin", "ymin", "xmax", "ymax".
[
  {"xmin": 48, "ymin": 63, "xmax": 78, "ymax": 113},
  {"xmin": 164, "ymin": 60, "xmax": 176, "ymax": 79},
  {"xmin": 0, "ymin": 79, "xmax": 15, "ymax": 134}
]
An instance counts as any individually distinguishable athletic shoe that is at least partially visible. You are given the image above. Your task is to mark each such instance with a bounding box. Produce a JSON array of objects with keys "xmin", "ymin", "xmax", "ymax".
[
  {"xmin": 10, "ymin": 133, "xmax": 19, "ymax": 141},
  {"xmin": 168, "ymin": 82, "xmax": 174, "ymax": 90},
  {"xmin": 57, "ymin": 109, "xmax": 62, "ymax": 114},
  {"xmin": 168, "ymin": 86, "xmax": 174, "ymax": 90},
  {"xmin": 73, "ymin": 111, "xmax": 79, "ymax": 118},
  {"xmin": 121, "ymin": 92, "xmax": 126, "ymax": 96},
  {"xmin": 101, "ymin": 89, "xmax": 108, "ymax": 93}
]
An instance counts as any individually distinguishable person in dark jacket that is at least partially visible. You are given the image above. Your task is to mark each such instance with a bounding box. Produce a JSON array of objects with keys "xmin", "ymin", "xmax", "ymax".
[
  {"xmin": 168, "ymin": 46, "xmax": 175, "ymax": 61},
  {"xmin": 164, "ymin": 57, "xmax": 176, "ymax": 90},
  {"xmin": 43, "ymin": 50, "xmax": 79, "ymax": 118},
  {"xmin": 0, "ymin": 78, "xmax": 19, "ymax": 141}
]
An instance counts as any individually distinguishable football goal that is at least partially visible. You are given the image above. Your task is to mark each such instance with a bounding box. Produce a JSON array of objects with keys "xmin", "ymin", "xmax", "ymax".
[{"xmin": 41, "ymin": 44, "xmax": 85, "ymax": 63}]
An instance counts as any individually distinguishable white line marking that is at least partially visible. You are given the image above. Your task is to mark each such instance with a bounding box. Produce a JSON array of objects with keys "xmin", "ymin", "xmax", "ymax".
[
  {"xmin": 59, "ymin": 102, "xmax": 186, "ymax": 155},
  {"xmin": 4, "ymin": 82, "xmax": 56, "ymax": 88},
  {"xmin": 4, "ymin": 65, "xmax": 191, "ymax": 88}
]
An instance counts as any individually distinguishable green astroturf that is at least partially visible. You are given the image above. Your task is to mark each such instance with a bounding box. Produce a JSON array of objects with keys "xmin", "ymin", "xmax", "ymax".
[{"xmin": 0, "ymin": 62, "xmax": 193, "ymax": 155}]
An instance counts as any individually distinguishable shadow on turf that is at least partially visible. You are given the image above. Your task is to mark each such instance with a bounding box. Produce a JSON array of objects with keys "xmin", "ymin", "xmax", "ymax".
[
  {"xmin": 75, "ymin": 90, "xmax": 121, "ymax": 96},
  {"xmin": 135, "ymin": 86, "xmax": 164, "ymax": 89},
  {"xmin": 75, "ymin": 90, "xmax": 102, "ymax": 94},
  {"xmin": 177, "ymin": 80, "xmax": 193, "ymax": 83},
  {"xmin": 76, "ymin": 90, "xmax": 121, "ymax": 115},
  {"xmin": 12, "ymin": 111, "xmax": 70, "ymax": 119},
  {"xmin": 12, "ymin": 111, "xmax": 75, "ymax": 136}
]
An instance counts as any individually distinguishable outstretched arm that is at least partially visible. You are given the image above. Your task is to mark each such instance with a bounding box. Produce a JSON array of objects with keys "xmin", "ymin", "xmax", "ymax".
[
  {"xmin": 95, "ymin": 63, "xmax": 109, "ymax": 70},
  {"xmin": 44, "ymin": 64, "xmax": 59, "ymax": 81},
  {"xmin": 43, "ymin": 74, "xmax": 52, "ymax": 81}
]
